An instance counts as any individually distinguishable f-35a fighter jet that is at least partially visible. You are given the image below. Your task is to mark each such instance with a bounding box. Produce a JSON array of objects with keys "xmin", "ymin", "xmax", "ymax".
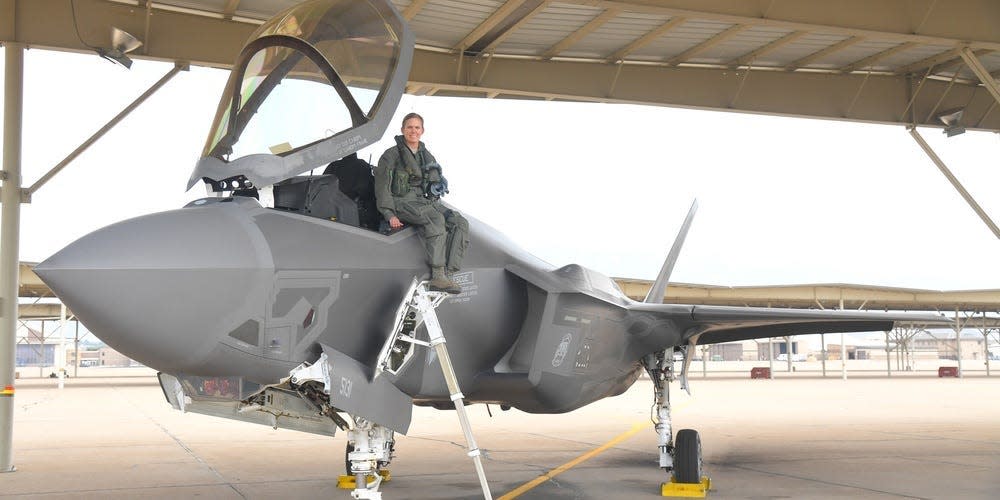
[{"xmin": 35, "ymin": 0, "xmax": 946, "ymax": 497}]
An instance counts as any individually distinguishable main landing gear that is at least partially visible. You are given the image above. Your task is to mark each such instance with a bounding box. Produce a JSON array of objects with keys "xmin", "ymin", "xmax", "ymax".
[{"xmin": 643, "ymin": 348, "xmax": 711, "ymax": 497}]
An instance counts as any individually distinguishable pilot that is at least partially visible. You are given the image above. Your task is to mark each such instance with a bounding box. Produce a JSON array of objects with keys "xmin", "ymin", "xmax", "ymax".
[{"xmin": 374, "ymin": 113, "xmax": 469, "ymax": 294}]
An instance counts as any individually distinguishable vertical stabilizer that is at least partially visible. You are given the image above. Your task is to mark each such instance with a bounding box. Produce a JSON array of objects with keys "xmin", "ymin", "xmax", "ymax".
[{"xmin": 643, "ymin": 200, "xmax": 698, "ymax": 304}]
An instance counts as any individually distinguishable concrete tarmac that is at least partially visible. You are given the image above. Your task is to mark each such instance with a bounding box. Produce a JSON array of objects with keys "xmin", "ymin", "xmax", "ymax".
[{"xmin": 3, "ymin": 371, "xmax": 998, "ymax": 499}]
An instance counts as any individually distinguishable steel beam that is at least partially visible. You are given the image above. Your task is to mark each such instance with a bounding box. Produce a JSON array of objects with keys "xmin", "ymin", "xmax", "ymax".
[
  {"xmin": 27, "ymin": 63, "xmax": 186, "ymax": 196},
  {"xmin": 840, "ymin": 297, "xmax": 847, "ymax": 381},
  {"xmin": 785, "ymin": 36, "xmax": 863, "ymax": 71},
  {"xmin": 821, "ymin": 333, "xmax": 826, "ymax": 376},
  {"xmin": 955, "ymin": 309, "xmax": 964, "ymax": 378},
  {"xmin": 542, "ymin": 8, "xmax": 619, "ymax": 60},
  {"xmin": 840, "ymin": 42, "xmax": 916, "ymax": 74},
  {"xmin": 665, "ymin": 24, "xmax": 747, "ymax": 66},
  {"xmin": 605, "ymin": 16, "xmax": 686, "ymax": 63},
  {"xmin": 222, "ymin": 0, "xmax": 241, "ymax": 20},
  {"xmin": 960, "ymin": 47, "xmax": 1000, "ymax": 107},
  {"xmin": 923, "ymin": 70, "xmax": 960, "ymax": 125},
  {"xmin": 402, "ymin": 0, "xmax": 430, "ymax": 21},
  {"xmin": 908, "ymin": 127, "xmax": 1000, "ymax": 240},
  {"xmin": 17, "ymin": 302, "xmax": 72, "ymax": 320},
  {"xmin": 895, "ymin": 48, "xmax": 961, "ymax": 75},
  {"xmin": 551, "ymin": 0, "xmax": 1000, "ymax": 52},
  {"xmin": 885, "ymin": 331, "xmax": 892, "ymax": 377},
  {"xmin": 726, "ymin": 30, "xmax": 807, "ymax": 69},
  {"xmin": 455, "ymin": 0, "xmax": 529, "ymax": 52},
  {"xmin": 479, "ymin": 1, "xmax": 549, "ymax": 54},
  {"xmin": 1, "ymin": 42, "xmax": 24, "ymax": 474},
  {"xmin": 981, "ymin": 312, "xmax": 991, "ymax": 377}
]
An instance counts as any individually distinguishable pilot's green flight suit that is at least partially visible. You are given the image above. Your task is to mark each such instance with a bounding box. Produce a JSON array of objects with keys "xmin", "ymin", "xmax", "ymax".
[{"xmin": 375, "ymin": 135, "xmax": 469, "ymax": 276}]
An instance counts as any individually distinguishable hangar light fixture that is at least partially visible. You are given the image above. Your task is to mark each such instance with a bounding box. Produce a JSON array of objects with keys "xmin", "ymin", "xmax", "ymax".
[
  {"xmin": 936, "ymin": 108, "xmax": 966, "ymax": 137},
  {"xmin": 95, "ymin": 27, "xmax": 144, "ymax": 69},
  {"xmin": 70, "ymin": 0, "xmax": 143, "ymax": 69}
]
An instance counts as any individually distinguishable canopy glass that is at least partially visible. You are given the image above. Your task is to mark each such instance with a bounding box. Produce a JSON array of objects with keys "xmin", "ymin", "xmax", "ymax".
[{"xmin": 188, "ymin": 0, "xmax": 413, "ymax": 190}]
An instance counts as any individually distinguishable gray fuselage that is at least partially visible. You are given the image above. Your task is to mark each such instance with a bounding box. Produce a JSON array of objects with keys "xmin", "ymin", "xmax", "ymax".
[{"xmin": 37, "ymin": 196, "xmax": 683, "ymax": 414}]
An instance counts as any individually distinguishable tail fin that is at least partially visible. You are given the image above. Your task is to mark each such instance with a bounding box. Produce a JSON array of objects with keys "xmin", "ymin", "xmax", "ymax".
[{"xmin": 643, "ymin": 199, "xmax": 698, "ymax": 304}]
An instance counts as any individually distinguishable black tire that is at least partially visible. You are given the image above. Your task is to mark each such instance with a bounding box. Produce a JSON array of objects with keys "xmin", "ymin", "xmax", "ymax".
[{"xmin": 673, "ymin": 429, "xmax": 702, "ymax": 484}]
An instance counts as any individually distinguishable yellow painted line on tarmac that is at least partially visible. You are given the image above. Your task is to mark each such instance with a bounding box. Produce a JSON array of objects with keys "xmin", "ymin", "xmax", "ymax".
[
  {"xmin": 500, "ymin": 400, "xmax": 693, "ymax": 499},
  {"xmin": 498, "ymin": 421, "xmax": 647, "ymax": 500}
]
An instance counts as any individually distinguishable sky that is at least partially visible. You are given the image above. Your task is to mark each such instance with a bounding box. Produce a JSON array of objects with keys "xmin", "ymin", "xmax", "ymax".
[{"xmin": 4, "ymin": 48, "xmax": 1000, "ymax": 294}]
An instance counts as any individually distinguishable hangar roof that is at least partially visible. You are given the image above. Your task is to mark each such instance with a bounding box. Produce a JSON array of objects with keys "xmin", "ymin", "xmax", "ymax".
[{"xmin": 3, "ymin": 0, "xmax": 999, "ymax": 131}]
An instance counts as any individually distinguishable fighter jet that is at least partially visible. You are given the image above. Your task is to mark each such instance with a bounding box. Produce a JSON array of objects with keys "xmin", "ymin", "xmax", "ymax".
[{"xmin": 34, "ymin": 0, "xmax": 946, "ymax": 497}]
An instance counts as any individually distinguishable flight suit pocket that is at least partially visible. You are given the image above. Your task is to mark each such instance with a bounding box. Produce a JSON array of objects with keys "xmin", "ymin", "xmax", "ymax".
[{"xmin": 390, "ymin": 168, "xmax": 410, "ymax": 196}]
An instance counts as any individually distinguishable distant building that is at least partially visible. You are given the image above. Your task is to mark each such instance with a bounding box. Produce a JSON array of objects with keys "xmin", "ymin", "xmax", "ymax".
[
  {"xmin": 15, "ymin": 326, "xmax": 57, "ymax": 367},
  {"xmin": 675, "ymin": 334, "xmax": 997, "ymax": 364},
  {"xmin": 17, "ymin": 324, "xmax": 138, "ymax": 369},
  {"xmin": 911, "ymin": 332, "xmax": 986, "ymax": 360},
  {"xmin": 67, "ymin": 349, "xmax": 102, "ymax": 367},
  {"xmin": 700, "ymin": 343, "xmax": 743, "ymax": 361},
  {"xmin": 836, "ymin": 332, "xmax": 987, "ymax": 362},
  {"xmin": 98, "ymin": 347, "xmax": 140, "ymax": 367},
  {"xmin": 823, "ymin": 344, "xmax": 857, "ymax": 361},
  {"xmin": 740, "ymin": 339, "xmax": 804, "ymax": 361}
]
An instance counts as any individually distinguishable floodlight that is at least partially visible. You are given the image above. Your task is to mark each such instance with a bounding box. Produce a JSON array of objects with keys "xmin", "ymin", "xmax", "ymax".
[
  {"xmin": 96, "ymin": 27, "xmax": 143, "ymax": 69},
  {"xmin": 935, "ymin": 107, "xmax": 966, "ymax": 137}
]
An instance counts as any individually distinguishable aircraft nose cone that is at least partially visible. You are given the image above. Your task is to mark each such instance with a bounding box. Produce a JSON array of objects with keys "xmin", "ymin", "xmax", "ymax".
[{"xmin": 35, "ymin": 199, "xmax": 272, "ymax": 373}]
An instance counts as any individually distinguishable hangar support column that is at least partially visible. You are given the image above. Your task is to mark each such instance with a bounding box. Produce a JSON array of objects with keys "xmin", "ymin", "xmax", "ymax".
[{"xmin": 1, "ymin": 41, "xmax": 24, "ymax": 473}]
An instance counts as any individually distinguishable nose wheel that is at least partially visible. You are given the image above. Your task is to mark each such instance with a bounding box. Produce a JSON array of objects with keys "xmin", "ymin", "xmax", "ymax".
[{"xmin": 344, "ymin": 441, "xmax": 393, "ymax": 477}]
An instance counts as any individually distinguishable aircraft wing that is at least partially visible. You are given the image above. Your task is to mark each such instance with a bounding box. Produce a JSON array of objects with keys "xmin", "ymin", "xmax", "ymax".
[{"xmin": 628, "ymin": 303, "xmax": 949, "ymax": 345}]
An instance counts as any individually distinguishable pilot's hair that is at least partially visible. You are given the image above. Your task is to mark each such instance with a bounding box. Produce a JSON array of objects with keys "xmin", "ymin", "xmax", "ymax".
[{"xmin": 402, "ymin": 112, "xmax": 424, "ymax": 127}]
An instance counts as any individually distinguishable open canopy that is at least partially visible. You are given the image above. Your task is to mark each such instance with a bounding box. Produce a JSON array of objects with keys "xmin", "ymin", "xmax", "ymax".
[{"xmin": 186, "ymin": 0, "xmax": 413, "ymax": 190}]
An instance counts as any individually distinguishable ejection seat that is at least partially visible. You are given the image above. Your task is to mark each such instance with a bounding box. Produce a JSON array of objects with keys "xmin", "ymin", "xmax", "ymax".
[
  {"xmin": 324, "ymin": 153, "xmax": 381, "ymax": 231},
  {"xmin": 272, "ymin": 174, "xmax": 361, "ymax": 227}
]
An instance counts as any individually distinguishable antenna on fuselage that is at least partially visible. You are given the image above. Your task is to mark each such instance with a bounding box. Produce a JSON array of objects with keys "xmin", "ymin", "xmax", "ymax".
[{"xmin": 643, "ymin": 199, "xmax": 698, "ymax": 304}]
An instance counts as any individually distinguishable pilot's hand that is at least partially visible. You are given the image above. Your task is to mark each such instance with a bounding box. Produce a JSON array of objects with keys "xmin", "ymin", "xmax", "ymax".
[{"xmin": 389, "ymin": 216, "xmax": 403, "ymax": 229}]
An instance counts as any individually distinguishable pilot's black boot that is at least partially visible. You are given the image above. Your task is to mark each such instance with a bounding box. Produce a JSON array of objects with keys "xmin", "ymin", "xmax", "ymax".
[{"xmin": 429, "ymin": 267, "xmax": 462, "ymax": 294}]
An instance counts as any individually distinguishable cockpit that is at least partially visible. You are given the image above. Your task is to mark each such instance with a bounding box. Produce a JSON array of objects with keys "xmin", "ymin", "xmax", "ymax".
[{"xmin": 186, "ymin": 0, "xmax": 413, "ymax": 232}]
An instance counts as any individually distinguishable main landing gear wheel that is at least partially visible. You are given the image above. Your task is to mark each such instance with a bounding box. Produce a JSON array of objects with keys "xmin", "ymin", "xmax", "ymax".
[{"xmin": 672, "ymin": 429, "xmax": 702, "ymax": 484}]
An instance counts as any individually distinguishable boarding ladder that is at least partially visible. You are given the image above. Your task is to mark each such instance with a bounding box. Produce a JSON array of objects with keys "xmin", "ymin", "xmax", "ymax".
[{"xmin": 376, "ymin": 281, "xmax": 492, "ymax": 500}]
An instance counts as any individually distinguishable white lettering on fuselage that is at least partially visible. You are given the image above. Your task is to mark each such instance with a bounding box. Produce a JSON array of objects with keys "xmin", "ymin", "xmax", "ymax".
[{"xmin": 448, "ymin": 271, "xmax": 478, "ymax": 304}]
